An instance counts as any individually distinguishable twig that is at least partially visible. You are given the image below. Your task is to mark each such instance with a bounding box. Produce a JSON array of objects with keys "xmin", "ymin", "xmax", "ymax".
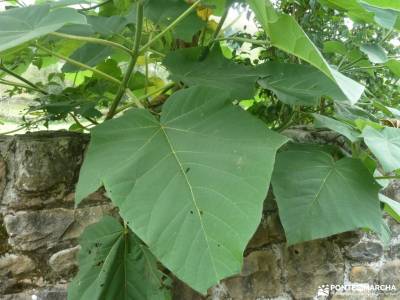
[
  {"xmin": 0, "ymin": 64, "xmax": 48, "ymax": 95},
  {"xmin": 78, "ymin": 0, "xmax": 112, "ymax": 11},
  {"xmin": 35, "ymin": 44, "xmax": 121, "ymax": 85},
  {"xmin": 49, "ymin": 32, "xmax": 133, "ymax": 56}
]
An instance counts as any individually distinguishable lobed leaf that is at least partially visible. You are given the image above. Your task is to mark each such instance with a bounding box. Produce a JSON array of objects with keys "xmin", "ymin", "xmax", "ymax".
[
  {"xmin": 76, "ymin": 86, "xmax": 288, "ymax": 293},
  {"xmin": 272, "ymin": 146, "xmax": 384, "ymax": 245},
  {"xmin": 68, "ymin": 216, "xmax": 171, "ymax": 300}
]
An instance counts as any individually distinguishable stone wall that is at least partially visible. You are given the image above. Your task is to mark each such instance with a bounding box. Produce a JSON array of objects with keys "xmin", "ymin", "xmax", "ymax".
[{"xmin": 0, "ymin": 131, "xmax": 399, "ymax": 300}]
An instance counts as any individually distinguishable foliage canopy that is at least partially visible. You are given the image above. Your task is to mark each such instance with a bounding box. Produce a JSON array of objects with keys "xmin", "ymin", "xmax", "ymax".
[{"xmin": 1, "ymin": 0, "xmax": 400, "ymax": 297}]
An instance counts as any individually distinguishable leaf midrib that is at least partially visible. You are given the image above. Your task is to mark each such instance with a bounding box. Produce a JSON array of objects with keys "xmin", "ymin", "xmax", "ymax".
[{"xmin": 159, "ymin": 125, "xmax": 219, "ymax": 281}]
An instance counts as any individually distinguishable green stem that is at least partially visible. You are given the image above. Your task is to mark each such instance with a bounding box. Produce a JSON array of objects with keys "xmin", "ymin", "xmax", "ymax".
[
  {"xmin": 214, "ymin": 36, "xmax": 267, "ymax": 46},
  {"xmin": 375, "ymin": 175, "xmax": 400, "ymax": 180},
  {"xmin": 200, "ymin": 7, "xmax": 229, "ymax": 60},
  {"xmin": 351, "ymin": 142, "xmax": 360, "ymax": 158},
  {"xmin": 35, "ymin": 44, "xmax": 121, "ymax": 85},
  {"xmin": 139, "ymin": 0, "xmax": 201, "ymax": 53},
  {"xmin": 105, "ymin": 0, "xmax": 144, "ymax": 120},
  {"xmin": 69, "ymin": 113, "xmax": 88, "ymax": 130},
  {"xmin": 49, "ymin": 32, "xmax": 133, "ymax": 56},
  {"xmin": 0, "ymin": 79, "xmax": 44, "ymax": 93},
  {"xmin": 343, "ymin": 65, "xmax": 385, "ymax": 73},
  {"xmin": 78, "ymin": 0, "xmax": 112, "ymax": 11},
  {"xmin": 115, "ymin": 82, "xmax": 175, "ymax": 114},
  {"xmin": 208, "ymin": 8, "xmax": 229, "ymax": 46},
  {"xmin": 0, "ymin": 65, "xmax": 48, "ymax": 94},
  {"xmin": 341, "ymin": 57, "xmax": 364, "ymax": 71},
  {"xmin": 380, "ymin": 29, "xmax": 394, "ymax": 45}
]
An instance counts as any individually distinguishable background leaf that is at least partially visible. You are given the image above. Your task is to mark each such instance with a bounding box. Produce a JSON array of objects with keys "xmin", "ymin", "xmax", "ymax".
[
  {"xmin": 256, "ymin": 62, "xmax": 348, "ymax": 105},
  {"xmin": 313, "ymin": 113, "xmax": 360, "ymax": 142},
  {"xmin": 248, "ymin": 0, "xmax": 365, "ymax": 104},
  {"xmin": 272, "ymin": 146, "xmax": 383, "ymax": 245},
  {"xmin": 360, "ymin": 43, "xmax": 388, "ymax": 64},
  {"xmin": 362, "ymin": 126, "xmax": 400, "ymax": 172}
]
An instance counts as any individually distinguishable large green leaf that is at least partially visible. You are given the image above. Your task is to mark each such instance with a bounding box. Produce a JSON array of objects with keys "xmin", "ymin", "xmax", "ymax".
[
  {"xmin": 271, "ymin": 146, "xmax": 383, "ymax": 245},
  {"xmin": 0, "ymin": 5, "xmax": 86, "ymax": 52},
  {"xmin": 164, "ymin": 47, "xmax": 260, "ymax": 100},
  {"xmin": 313, "ymin": 114, "xmax": 360, "ymax": 142},
  {"xmin": 68, "ymin": 216, "xmax": 171, "ymax": 300},
  {"xmin": 361, "ymin": 126, "xmax": 400, "ymax": 172},
  {"xmin": 256, "ymin": 62, "xmax": 348, "ymax": 105},
  {"xmin": 76, "ymin": 86, "xmax": 288, "ymax": 293},
  {"xmin": 247, "ymin": 0, "xmax": 364, "ymax": 104}
]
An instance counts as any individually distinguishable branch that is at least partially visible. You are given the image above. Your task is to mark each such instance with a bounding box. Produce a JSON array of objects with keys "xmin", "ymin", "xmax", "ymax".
[
  {"xmin": 105, "ymin": 0, "xmax": 144, "ymax": 120},
  {"xmin": 0, "ymin": 79, "xmax": 45, "ymax": 93},
  {"xmin": 78, "ymin": 0, "xmax": 112, "ymax": 11},
  {"xmin": 49, "ymin": 32, "xmax": 133, "ymax": 56}
]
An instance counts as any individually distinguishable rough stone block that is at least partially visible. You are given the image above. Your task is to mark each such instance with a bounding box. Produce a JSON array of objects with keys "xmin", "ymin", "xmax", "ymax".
[
  {"xmin": 349, "ymin": 265, "xmax": 378, "ymax": 283},
  {"xmin": 0, "ymin": 254, "xmax": 35, "ymax": 276},
  {"xmin": 247, "ymin": 212, "xmax": 285, "ymax": 248},
  {"xmin": 49, "ymin": 246, "xmax": 80, "ymax": 274},
  {"xmin": 220, "ymin": 248, "xmax": 283, "ymax": 299},
  {"xmin": 2, "ymin": 285, "xmax": 67, "ymax": 300},
  {"xmin": 379, "ymin": 259, "xmax": 400, "ymax": 288},
  {"xmin": 284, "ymin": 239, "xmax": 344, "ymax": 299},
  {"xmin": 62, "ymin": 204, "xmax": 115, "ymax": 240},
  {"xmin": 3, "ymin": 132, "xmax": 88, "ymax": 209},
  {"xmin": 4, "ymin": 209, "xmax": 74, "ymax": 251},
  {"xmin": 345, "ymin": 240, "xmax": 383, "ymax": 262}
]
